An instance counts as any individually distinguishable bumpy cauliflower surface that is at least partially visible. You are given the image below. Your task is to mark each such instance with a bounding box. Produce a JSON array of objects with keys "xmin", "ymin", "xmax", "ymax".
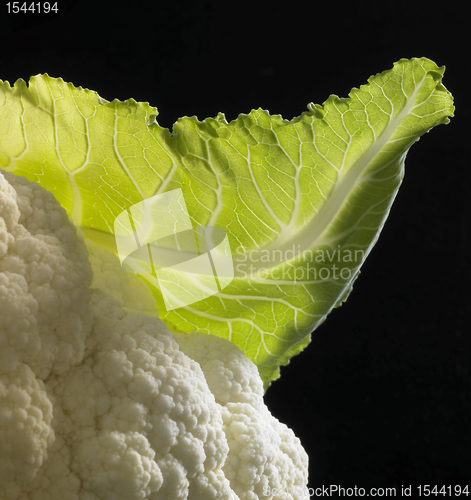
[{"xmin": 0, "ymin": 171, "xmax": 309, "ymax": 500}]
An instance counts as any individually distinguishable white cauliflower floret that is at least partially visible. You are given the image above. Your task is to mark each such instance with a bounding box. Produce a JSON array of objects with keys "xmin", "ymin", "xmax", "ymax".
[
  {"xmin": 0, "ymin": 171, "xmax": 93, "ymax": 380},
  {"xmin": 46, "ymin": 290, "xmax": 235, "ymax": 500},
  {"xmin": 174, "ymin": 332, "xmax": 309, "ymax": 500},
  {"xmin": 0, "ymin": 170, "xmax": 309, "ymax": 499},
  {"xmin": 0, "ymin": 363, "xmax": 54, "ymax": 491},
  {"xmin": 85, "ymin": 238, "xmax": 157, "ymax": 313}
]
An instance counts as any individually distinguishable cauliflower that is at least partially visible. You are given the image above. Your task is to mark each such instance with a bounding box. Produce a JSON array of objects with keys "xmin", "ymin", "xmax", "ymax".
[{"xmin": 0, "ymin": 170, "xmax": 309, "ymax": 500}]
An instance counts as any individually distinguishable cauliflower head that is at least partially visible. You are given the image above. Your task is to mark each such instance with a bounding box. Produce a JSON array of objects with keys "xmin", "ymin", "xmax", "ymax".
[{"xmin": 0, "ymin": 171, "xmax": 309, "ymax": 500}]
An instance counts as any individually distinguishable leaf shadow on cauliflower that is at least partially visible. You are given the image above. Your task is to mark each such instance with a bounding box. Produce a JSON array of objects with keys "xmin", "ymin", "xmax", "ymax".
[{"xmin": 1, "ymin": 171, "xmax": 308, "ymax": 500}]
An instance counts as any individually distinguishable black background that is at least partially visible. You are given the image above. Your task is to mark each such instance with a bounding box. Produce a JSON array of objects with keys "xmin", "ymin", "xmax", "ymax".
[{"xmin": 2, "ymin": 0, "xmax": 470, "ymax": 494}]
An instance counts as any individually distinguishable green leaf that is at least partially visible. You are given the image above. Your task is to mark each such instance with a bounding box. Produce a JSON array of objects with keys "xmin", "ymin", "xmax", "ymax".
[{"xmin": 0, "ymin": 58, "xmax": 453, "ymax": 389}]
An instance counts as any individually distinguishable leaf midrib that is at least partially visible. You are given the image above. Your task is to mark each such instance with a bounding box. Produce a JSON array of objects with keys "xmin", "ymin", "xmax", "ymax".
[{"xmin": 238, "ymin": 73, "xmax": 427, "ymax": 274}]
